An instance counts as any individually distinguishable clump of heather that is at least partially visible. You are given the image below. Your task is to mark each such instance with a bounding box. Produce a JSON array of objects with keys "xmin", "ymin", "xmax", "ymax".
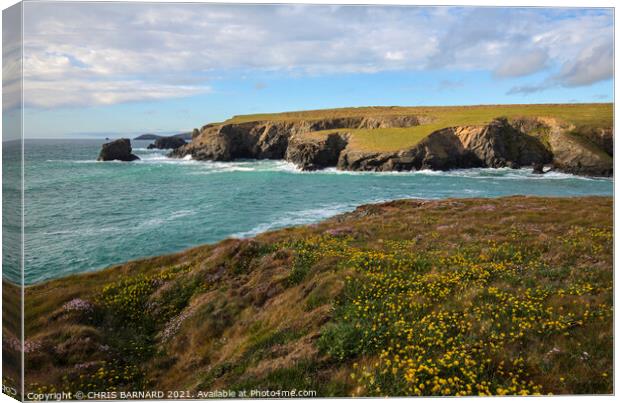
[
  {"xmin": 62, "ymin": 298, "xmax": 94, "ymax": 312},
  {"xmin": 24, "ymin": 339, "xmax": 42, "ymax": 353},
  {"xmin": 160, "ymin": 308, "xmax": 193, "ymax": 342}
]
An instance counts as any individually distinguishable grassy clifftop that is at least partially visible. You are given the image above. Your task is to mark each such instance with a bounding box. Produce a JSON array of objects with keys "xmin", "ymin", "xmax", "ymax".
[
  {"xmin": 176, "ymin": 103, "xmax": 612, "ymax": 175},
  {"xmin": 21, "ymin": 196, "xmax": 612, "ymax": 397},
  {"xmin": 225, "ymin": 104, "xmax": 612, "ymax": 152}
]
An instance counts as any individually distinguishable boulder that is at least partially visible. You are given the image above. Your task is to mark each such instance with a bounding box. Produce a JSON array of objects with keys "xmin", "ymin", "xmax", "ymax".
[
  {"xmin": 147, "ymin": 136, "xmax": 186, "ymax": 150},
  {"xmin": 97, "ymin": 139, "xmax": 140, "ymax": 162},
  {"xmin": 532, "ymin": 162, "xmax": 545, "ymax": 174}
]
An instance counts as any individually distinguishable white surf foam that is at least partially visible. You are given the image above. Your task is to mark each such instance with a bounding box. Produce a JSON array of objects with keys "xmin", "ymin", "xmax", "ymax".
[
  {"xmin": 231, "ymin": 203, "xmax": 356, "ymax": 239},
  {"xmin": 136, "ymin": 209, "xmax": 198, "ymax": 229},
  {"xmin": 49, "ymin": 155, "xmax": 611, "ymax": 182}
]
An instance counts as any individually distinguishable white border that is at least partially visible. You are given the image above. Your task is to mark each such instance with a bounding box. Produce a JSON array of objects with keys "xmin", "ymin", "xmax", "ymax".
[{"xmin": 0, "ymin": 1, "xmax": 616, "ymax": 403}]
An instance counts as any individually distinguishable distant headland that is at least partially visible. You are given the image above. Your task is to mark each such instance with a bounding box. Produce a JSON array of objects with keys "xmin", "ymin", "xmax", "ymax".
[{"xmin": 134, "ymin": 131, "xmax": 193, "ymax": 141}]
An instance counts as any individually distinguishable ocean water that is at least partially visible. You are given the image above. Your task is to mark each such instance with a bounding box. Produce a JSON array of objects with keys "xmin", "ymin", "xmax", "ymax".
[{"xmin": 18, "ymin": 139, "xmax": 613, "ymax": 284}]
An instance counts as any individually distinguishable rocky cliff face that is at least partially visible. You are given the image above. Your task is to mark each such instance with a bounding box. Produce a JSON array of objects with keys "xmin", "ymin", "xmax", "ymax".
[
  {"xmin": 334, "ymin": 121, "xmax": 552, "ymax": 172},
  {"xmin": 539, "ymin": 118, "xmax": 613, "ymax": 177},
  {"xmin": 171, "ymin": 122, "xmax": 291, "ymax": 161},
  {"xmin": 170, "ymin": 115, "xmax": 612, "ymax": 176},
  {"xmin": 285, "ymin": 132, "xmax": 349, "ymax": 170},
  {"xmin": 170, "ymin": 116, "xmax": 424, "ymax": 161}
]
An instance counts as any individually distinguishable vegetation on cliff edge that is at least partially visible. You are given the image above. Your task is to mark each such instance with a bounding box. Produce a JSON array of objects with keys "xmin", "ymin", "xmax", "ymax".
[
  {"xmin": 227, "ymin": 103, "xmax": 612, "ymax": 152},
  {"xmin": 14, "ymin": 196, "xmax": 613, "ymax": 397}
]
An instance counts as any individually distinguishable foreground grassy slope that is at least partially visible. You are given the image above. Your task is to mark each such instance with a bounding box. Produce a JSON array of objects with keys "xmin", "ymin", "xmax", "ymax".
[
  {"xmin": 226, "ymin": 104, "xmax": 612, "ymax": 152},
  {"xmin": 22, "ymin": 196, "xmax": 612, "ymax": 396}
]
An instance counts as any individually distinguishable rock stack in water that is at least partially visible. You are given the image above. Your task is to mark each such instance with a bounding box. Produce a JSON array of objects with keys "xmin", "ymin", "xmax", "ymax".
[{"xmin": 97, "ymin": 138, "xmax": 140, "ymax": 161}]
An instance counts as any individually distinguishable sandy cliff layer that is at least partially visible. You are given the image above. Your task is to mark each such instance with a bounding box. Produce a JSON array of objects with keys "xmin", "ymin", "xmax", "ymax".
[{"xmin": 171, "ymin": 113, "xmax": 612, "ymax": 176}]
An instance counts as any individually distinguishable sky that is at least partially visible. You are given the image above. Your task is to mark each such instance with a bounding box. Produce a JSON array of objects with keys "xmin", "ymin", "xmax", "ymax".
[{"xmin": 4, "ymin": 3, "xmax": 615, "ymax": 138}]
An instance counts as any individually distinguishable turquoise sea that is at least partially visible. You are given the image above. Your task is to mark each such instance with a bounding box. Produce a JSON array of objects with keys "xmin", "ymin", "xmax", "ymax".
[{"xmin": 16, "ymin": 139, "xmax": 614, "ymax": 284}]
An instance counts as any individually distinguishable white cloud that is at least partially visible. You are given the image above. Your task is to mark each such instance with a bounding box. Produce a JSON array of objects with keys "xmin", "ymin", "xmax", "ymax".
[
  {"xmin": 506, "ymin": 11, "xmax": 613, "ymax": 95},
  {"xmin": 507, "ymin": 36, "xmax": 613, "ymax": 95},
  {"xmin": 3, "ymin": 5, "xmax": 23, "ymax": 113},
  {"xmin": 506, "ymin": 83, "xmax": 551, "ymax": 96},
  {"xmin": 385, "ymin": 51, "xmax": 406, "ymax": 61},
  {"xmin": 19, "ymin": 3, "xmax": 613, "ymax": 108},
  {"xmin": 494, "ymin": 49, "xmax": 549, "ymax": 78},
  {"xmin": 438, "ymin": 80, "xmax": 464, "ymax": 91},
  {"xmin": 23, "ymin": 79, "xmax": 210, "ymax": 108},
  {"xmin": 555, "ymin": 39, "xmax": 613, "ymax": 87}
]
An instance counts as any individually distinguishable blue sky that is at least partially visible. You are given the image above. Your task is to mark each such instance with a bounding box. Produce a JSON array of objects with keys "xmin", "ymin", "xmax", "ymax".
[{"xmin": 10, "ymin": 3, "xmax": 614, "ymax": 138}]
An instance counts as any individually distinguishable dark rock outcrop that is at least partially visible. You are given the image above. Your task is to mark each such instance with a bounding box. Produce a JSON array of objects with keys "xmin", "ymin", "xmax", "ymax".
[
  {"xmin": 147, "ymin": 136, "xmax": 186, "ymax": 150},
  {"xmin": 172, "ymin": 132, "xmax": 193, "ymax": 141},
  {"xmin": 173, "ymin": 122, "xmax": 293, "ymax": 161},
  {"xmin": 336, "ymin": 150, "xmax": 395, "ymax": 171},
  {"xmin": 285, "ymin": 132, "xmax": 349, "ymax": 170},
  {"xmin": 97, "ymin": 139, "xmax": 140, "ymax": 162},
  {"xmin": 532, "ymin": 163, "xmax": 545, "ymax": 174}
]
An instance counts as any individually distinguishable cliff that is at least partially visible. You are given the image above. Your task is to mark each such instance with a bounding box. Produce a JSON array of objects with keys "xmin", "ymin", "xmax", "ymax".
[
  {"xmin": 170, "ymin": 104, "xmax": 613, "ymax": 176},
  {"xmin": 14, "ymin": 196, "xmax": 612, "ymax": 396}
]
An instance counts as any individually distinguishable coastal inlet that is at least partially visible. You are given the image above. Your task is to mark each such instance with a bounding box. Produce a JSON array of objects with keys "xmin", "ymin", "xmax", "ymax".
[{"xmin": 22, "ymin": 138, "xmax": 612, "ymax": 284}]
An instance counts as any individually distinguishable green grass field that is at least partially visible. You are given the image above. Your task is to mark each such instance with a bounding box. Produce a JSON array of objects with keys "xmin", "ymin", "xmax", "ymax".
[
  {"xmin": 225, "ymin": 104, "xmax": 612, "ymax": 152},
  {"xmin": 18, "ymin": 196, "xmax": 612, "ymax": 397}
]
